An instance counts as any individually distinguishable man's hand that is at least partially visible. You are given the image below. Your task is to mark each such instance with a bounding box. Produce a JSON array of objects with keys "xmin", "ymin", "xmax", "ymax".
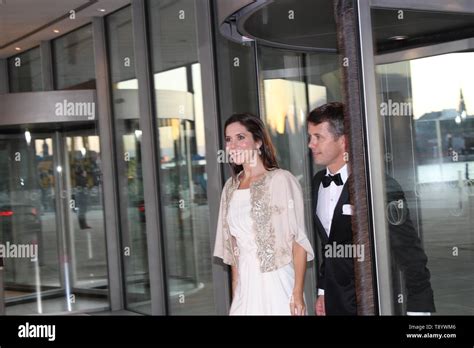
[{"xmin": 315, "ymin": 295, "xmax": 326, "ymax": 316}]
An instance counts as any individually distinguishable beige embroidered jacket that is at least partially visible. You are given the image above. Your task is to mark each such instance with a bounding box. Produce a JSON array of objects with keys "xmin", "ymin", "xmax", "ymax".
[{"xmin": 213, "ymin": 168, "xmax": 314, "ymax": 272}]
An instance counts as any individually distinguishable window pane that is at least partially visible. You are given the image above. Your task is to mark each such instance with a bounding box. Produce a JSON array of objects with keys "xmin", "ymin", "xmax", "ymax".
[
  {"xmin": 8, "ymin": 47, "xmax": 42, "ymax": 93},
  {"xmin": 64, "ymin": 132, "xmax": 109, "ymax": 310},
  {"xmin": 372, "ymin": 8, "xmax": 474, "ymax": 315},
  {"xmin": 106, "ymin": 6, "xmax": 151, "ymax": 315},
  {"xmin": 1, "ymin": 128, "xmax": 109, "ymax": 315},
  {"xmin": 0, "ymin": 134, "xmax": 60, "ymax": 314},
  {"xmin": 53, "ymin": 25, "xmax": 96, "ymax": 90},
  {"xmin": 258, "ymin": 46, "xmax": 341, "ymax": 180},
  {"xmin": 148, "ymin": 0, "xmax": 216, "ymax": 315}
]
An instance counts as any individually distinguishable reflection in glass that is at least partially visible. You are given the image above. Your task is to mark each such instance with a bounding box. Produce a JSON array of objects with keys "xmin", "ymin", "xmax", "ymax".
[
  {"xmin": 53, "ymin": 25, "xmax": 96, "ymax": 90},
  {"xmin": 8, "ymin": 47, "xmax": 42, "ymax": 93},
  {"xmin": 374, "ymin": 18, "xmax": 474, "ymax": 313},
  {"xmin": 212, "ymin": 30, "xmax": 259, "ymax": 118},
  {"xmin": 0, "ymin": 135, "xmax": 59, "ymax": 314},
  {"xmin": 259, "ymin": 46, "xmax": 341, "ymax": 179},
  {"xmin": 148, "ymin": 0, "xmax": 216, "ymax": 314},
  {"xmin": 0, "ymin": 129, "xmax": 109, "ymax": 314},
  {"xmin": 65, "ymin": 135, "xmax": 108, "ymax": 294},
  {"xmin": 106, "ymin": 6, "xmax": 151, "ymax": 314}
]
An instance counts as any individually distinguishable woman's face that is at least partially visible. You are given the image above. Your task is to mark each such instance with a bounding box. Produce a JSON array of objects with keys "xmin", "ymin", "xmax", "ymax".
[{"xmin": 225, "ymin": 122, "xmax": 261, "ymax": 166}]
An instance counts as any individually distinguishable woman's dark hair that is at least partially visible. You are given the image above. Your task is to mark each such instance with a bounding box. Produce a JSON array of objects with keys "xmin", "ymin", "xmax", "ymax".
[{"xmin": 224, "ymin": 113, "xmax": 279, "ymax": 177}]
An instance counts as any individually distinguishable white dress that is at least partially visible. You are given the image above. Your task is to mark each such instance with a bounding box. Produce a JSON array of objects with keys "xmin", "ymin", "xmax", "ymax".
[{"xmin": 227, "ymin": 188, "xmax": 295, "ymax": 315}]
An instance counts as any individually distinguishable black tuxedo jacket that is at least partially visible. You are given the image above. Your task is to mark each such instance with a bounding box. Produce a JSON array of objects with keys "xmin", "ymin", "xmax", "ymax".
[
  {"xmin": 312, "ymin": 169, "xmax": 356, "ymax": 315},
  {"xmin": 312, "ymin": 169, "xmax": 435, "ymax": 315}
]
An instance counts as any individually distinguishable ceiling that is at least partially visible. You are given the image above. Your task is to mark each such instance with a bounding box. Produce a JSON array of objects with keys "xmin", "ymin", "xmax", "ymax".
[
  {"xmin": 0, "ymin": 0, "xmax": 130, "ymax": 59},
  {"xmin": 372, "ymin": 8, "xmax": 474, "ymax": 53},
  {"xmin": 237, "ymin": 0, "xmax": 474, "ymax": 53}
]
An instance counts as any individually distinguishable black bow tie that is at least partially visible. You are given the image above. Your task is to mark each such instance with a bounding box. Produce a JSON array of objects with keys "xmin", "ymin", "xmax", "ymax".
[{"xmin": 322, "ymin": 173, "xmax": 343, "ymax": 188}]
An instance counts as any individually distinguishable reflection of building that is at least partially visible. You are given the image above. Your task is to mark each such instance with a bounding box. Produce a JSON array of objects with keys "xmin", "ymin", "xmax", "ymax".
[{"xmin": 416, "ymin": 107, "xmax": 474, "ymax": 162}]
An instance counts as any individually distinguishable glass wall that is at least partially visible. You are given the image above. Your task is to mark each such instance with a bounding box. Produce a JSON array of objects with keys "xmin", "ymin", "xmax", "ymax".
[
  {"xmin": 258, "ymin": 47, "xmax": 341, "ymax": 179},
  {"xmin": 0, "ymin": 133, "xmax": 60, "ymax": 314},
  {"xmin": 212, "ymin": 6, "xmax": 260, "ymax": 180},
  {"xmin": 63, "ymin": 132, "xmax": 108, "ymax": 307},
  {"xmin": 371, "ymin": 7, "xmax": 474, "ymax": 315},
  {"xmin": 106, "ymin": 6, "xmax": 151, "ymax": 315},
  {"xmin": 212, "ymin": 31, "xmax": 259, "ymax": 119},
  {"xmin": 8, "ymin": 47, "xmax": 42, "ymax": 93},
  {"xmin": 53, "ymin": 25, "xmax": 96, "ymax": 90},
  {"xmin": 147, "ymin": 0, "xmax": 216, "ymax": 315},
  {"xmin": 0, "ymin": 127, "xmax": 109, "ymax": 315}
]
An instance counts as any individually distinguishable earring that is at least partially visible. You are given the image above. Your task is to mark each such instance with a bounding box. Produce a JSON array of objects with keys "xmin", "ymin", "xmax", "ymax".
[
  {"xmin": 257, "ymin": 148, "xmax": 262, "ymax": 156},
  {"xmin": 343, "ymin": 152, "xmax": 349, "ymax": 162}
]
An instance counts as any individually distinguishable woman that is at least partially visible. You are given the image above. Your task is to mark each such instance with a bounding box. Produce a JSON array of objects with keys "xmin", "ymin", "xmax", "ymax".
[{"xmin": 214, "ymin": 113, "xmax": 314, "ymax": 315}]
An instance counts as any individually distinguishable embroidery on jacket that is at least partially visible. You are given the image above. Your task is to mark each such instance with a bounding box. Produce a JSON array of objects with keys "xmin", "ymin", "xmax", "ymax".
[
  {"xmin": 222, "ymin": 170, "xmax": 282, "ymax": 272},
  {"xmin": 250, "ymin": 171, "xmax": 277, "ymax": 272}
]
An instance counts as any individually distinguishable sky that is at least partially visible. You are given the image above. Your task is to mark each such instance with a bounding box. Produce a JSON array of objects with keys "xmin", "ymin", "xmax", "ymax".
[{"xmin": 410, "ymin": 52, "xmax": 474, "ymax": 119}]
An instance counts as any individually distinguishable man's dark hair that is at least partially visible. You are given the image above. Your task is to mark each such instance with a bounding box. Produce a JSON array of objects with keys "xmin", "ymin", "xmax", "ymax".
[{"xmin": 307, "ymin": 102, "xmax": 345, "ymax": 139}]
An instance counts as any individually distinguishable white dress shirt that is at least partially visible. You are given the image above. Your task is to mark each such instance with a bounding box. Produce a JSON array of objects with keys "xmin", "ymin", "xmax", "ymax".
[{"xmin": 316, "ymin": 164, "xmax": 349, "ymax": 238}]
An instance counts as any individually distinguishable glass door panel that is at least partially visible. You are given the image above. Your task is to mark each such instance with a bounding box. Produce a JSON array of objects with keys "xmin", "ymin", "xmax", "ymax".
[
  {"xmin": 0, "ymin": 127, "xmax": 109, "ymax": 314},
  {"xmin": 371, "ymin": 7, "xmax": 474, "ymax": 315},
  {"xmin": 148, "ymin": 0, "xmax": 216, "ymax": 314},
  {"xmin": 0, "ymin": 134, "xmax": 60, "ymax": 314},
  {"xmin": 63, "ymin": 134, "xmax": 108, "ymax": 300}
]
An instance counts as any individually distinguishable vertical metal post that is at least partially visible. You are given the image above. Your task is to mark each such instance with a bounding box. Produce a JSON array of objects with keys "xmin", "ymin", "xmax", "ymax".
[
  {"xmin": 0, "ymin": 63, "xmax": 7, "ymax": 316},
  {"xmin": 0, "ymin": 257, "xmax": 5, "ymax": 315},
  {"xmin": 195, "ymin": 0, "xmax": 232, "ymax": 315},
  {"xmin": 52, "ymin": 131, "xmax": 71, "ymax": 311},
  {"xmin": 92, "ymin": 16, "xmax": 125, "ymax": 311},
  {"xmin": 131, "ymin": 0, "xmax": 168, "ymax": 315},
  {"xmin": 0, "ymin": 59, "xmax": 9, "ymax": 94}
]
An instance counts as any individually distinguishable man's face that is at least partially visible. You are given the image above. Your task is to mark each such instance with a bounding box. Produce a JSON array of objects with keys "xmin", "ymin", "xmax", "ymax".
[{"xmin": 307, "ymin": 121, "xmax": 345, "ymax": 167}]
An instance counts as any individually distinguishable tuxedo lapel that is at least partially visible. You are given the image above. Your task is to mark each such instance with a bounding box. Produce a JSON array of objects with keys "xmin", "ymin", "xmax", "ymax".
[
  {"xmin": 328, "ymin": 176, "xmax": 350, "ymax": 241},
  {"xmin": 312, "ymin": 170, "xmax": 329, "ymax": 244}
]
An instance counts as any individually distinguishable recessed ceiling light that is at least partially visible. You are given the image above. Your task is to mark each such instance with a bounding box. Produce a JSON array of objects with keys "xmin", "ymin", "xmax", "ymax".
[
  {"xmin": 389, "ymin": 35, "xmax": 408, "ymax": 41},
  {"xmin": 53, "ymin": 29, "xmax": 60, "ymax": 33},
  {"xmin": 98, "ymin": 8, "xmax": 106, "ymax": 12},
  {"xmin": 15, "ymin": 47, "xmax": 21, "ymax": 51}
]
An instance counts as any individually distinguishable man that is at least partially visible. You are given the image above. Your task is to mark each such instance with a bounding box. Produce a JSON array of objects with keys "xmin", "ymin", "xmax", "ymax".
[
  {"xmin": 308, "ymin": 102, "xmax": 435, "ymax": 315},
  {"xmin": 75, "ymin": 163, "xmax": 91, "ymax": 230}
]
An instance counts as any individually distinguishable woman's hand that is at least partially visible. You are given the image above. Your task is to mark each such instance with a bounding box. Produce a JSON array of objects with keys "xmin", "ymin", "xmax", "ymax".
[
  {"xmin": 290, "ymin": 290, "xmax": 306, "ymax": 316},
  {"xmin": 291, "ymin": 242, "xmax": 307, "ymax": 315},
  {"xmin": 231, "ymin": 265, "xmax": 238, "ymax": 299}
]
